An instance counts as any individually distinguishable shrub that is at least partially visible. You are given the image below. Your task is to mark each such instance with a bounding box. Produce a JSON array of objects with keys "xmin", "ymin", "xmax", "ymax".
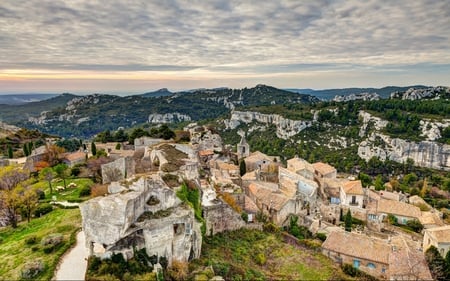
[
  {"xmin": 166, "ymin": 260, "xmax": 188, "ymax": 280},
  {"xmin": 34, "ymin": 203, "xmax": 53, "ymax": 217},
  {"xmin": 41, "ymin": 233, "xmax": 63, "ymax": 253},
  {"xmin": 79, "ymin": 185, "xmax": 91, "ymax": 197},
  {"xmin": 91, "ymin": 184, "xmax": 108, "ymax": 197},
  {"xmin": 254, "ymin": 253, "xmax": 266, "ymax": 265},
  {"xmin": 342, "ymin": 264, "xmax": 358, "ymax": 277},
  {"xmin": 241, "ymin": 212, "xmax": 248, "ymax": 223},
  {"xmin": 316, "ymin": 232, "xmax": 327, "ymax": 241},
  {"xmin": 31, "ymin": 246, "xmax": 39, "ymax": 252},
  {"xmin": 25, "ymin": 235, "xmax": 38, "ymax": 245},
  {"xmin": 21, "ymin": 260, "xmax": 44, "ymax": 279},
  {"xmin": 36, "ymin": 189, "xmax": 45, "ymax": 200}
]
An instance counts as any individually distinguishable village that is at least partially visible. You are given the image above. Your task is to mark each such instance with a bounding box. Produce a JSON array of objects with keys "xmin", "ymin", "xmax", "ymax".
[{"xmin": 52, "ymin": 123, "xmax": 447, "ymax": 281}]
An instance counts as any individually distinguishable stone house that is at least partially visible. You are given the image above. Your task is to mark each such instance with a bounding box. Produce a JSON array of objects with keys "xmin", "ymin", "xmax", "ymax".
[
  {"xmin": 244, "ymin": 151, "xmax": 279, "ymax": 173},
  {"xmin": 423, "ymin": 225, "xmax": 450, "ymax": 257},
  {"xmin": 101, "ymin": 156, "xmax": 135, "ymax": 184},
  {"xmin": 340, "ymin": 180, "xmax": 364, "ymax": 208},
  {"xmin": 375, "ymin": 199, "xmax": 421, "ymax": 225},
  {"xmin": 419, "ymin": 211, "xmax": 444, "ymax": 229},
  {"xmin": 62, "ymin": 151, "xmax": 86, "ymax": 167},
  {"xmin": 134, "ymin": 137, "xmax": 164, "ymax": 151},
  {"xmin": 247, "ymin": 181, "xmax": 300, "ymax": 225},
  {"xmin": 323, "ymin": 178, "xmax": 342, "ymax": 204},
  {"xmin": 198, "ymin": 149, "xmax": 214, "ymax": 167},
  {"xmin": 322, "ymin": 231, "xmax": 390, "ymax": 279},
  {"xmin": 278, "ymin": 167, "xmax": 318, "ymax": 204},
  {"xmin": 286, "ymin": 157, "xmax": 315, "ymax": 180},
  {"xmin": 23, "ymin": 145, "xmax": 47, "ymax": 172},
  {"xmin": 312, "ymin": 162, "xmax": 337, "ymax": 179}
]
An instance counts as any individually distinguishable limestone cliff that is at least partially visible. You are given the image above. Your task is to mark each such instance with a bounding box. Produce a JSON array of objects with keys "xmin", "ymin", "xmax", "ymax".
[
  {"xmin": 148, "ymin": 112, "xmax": 191, "ymax": 123},
  {"xmin": 358, "ymin": 111, "xmax": 450, "ymax": 170},
  {"xmin": 224, "ymin": 110, "xmax": 312, "ymax": 139}
]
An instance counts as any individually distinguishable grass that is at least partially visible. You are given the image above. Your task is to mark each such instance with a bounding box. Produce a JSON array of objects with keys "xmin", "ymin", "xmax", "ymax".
[
  {"xmin": 32, "ymin": 178, "xmax": 93, "ymax": 202},
  {"xmin": 0, "ymin": 208, "xmax": 81, "ymax": 280},
  {"xmin": 190, "ymin": 228, "xmax": 348, "ymax": 281}
]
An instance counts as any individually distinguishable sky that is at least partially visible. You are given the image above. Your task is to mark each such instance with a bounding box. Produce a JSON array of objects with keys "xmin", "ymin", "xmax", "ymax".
[{"xmin": 0, "ymin": 0, "xmax": 449, "ymax": 94}]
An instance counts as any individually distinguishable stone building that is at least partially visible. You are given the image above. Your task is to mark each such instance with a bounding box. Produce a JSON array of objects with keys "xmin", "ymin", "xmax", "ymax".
[
  {"xmin": 237, "ymin": 135, "xmax": 249, "ymax": 159},
  {"xmin": 80, "ymin": 176, "xmax": 202, "ymax": 266},
  {"xmin": 423, "ymin": 225, "xmax": 450, "ymax": 257}
]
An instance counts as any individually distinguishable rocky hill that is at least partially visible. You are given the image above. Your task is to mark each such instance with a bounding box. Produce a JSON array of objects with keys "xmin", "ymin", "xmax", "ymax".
[{"xmin": 0, "ymin": 85, "xmax": 317, "ymax": 138}]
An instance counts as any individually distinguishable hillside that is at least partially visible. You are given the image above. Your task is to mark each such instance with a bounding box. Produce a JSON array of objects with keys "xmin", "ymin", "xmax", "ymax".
[{"xmin": 0, "ymin": 85, "xmax": 317, "ymax": 138}]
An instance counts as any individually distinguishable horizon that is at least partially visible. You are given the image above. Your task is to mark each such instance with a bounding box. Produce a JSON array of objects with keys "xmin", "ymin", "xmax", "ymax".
[
  {"xmin": 0, "ymin": 83, "xmax": 438, "ymax": 96},
  {"xmin": 1, "ymin": 1, "xmax": 449, "ymax": 93}
]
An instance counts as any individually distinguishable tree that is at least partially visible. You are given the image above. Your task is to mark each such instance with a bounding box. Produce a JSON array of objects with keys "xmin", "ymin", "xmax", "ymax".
[
  {"xmin": 358, "ymin": 172, "xmax": 372, "ymax": 187},
  {"xmin": 0, "ymin": 166, "xmax": 29, "ymax": 191},
  {"xmin": 20, "ymin": 186, "xmax": 38, "ymax": 223},
  {"xmin": 23, "ymin": 143, "xmax": 30, "ymax": 157},
  {"xmin": 53, "ymin": 163, "xmax": 69, "ymax": 189},
  {"xmin": 425, "ymin": 246, "xmax": 447, "ymax": 281},
  {"xmin": 115, "ymin": 143, "xmax": 121, "ymax": 150},
  {"xmin": 0, "ymin": 188, "xmax": 21, "ymax": 228},
  {"xmin": 43, "ymin": 144, "xmax": 65, "ymax": 166},
  {"xmin": 239, "ymin": 159, "xmax": 246, "ymax": 176},
  {"xmin": 7, "ymin": 145, "xmax": 13, "ymax": 158},
  {"xmin": 344, "ymin": 209, "xmax": 352, "ymax": 232},
  {"xmin": 374, "ymin": 175, "xmax": 385, "ymax": 191},
  {"xmin": 39, "ymin": 167, "xmax": 56, "ymax": 195},
  {"xmin": 91, "ymin": 142, "xmax": 97, "ymax": 157}
]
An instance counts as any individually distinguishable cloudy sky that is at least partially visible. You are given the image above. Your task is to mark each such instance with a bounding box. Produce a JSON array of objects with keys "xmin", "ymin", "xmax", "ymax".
[{"xmin": 0, "ymin": 0, "xmax": 449, "ymax": 94}]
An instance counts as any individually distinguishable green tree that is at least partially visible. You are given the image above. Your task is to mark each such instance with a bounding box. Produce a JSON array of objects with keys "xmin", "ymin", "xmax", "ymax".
[
  {"xmin": 23, "ymin": 143, "xmax": 30, "ymax": 157},
  {"xmin": 374, "ymin": 175, "xmax": 385, "ymax": 191},
  {"xmin": 115, "ymin": 143, "xmax": 121, "ymax": 150},
  {"xmin": 7, "ymin": 145, "xmax": 13, "ymax": 158},
  {"xmin": 344, "ymin": 209, "xmax": 352, "ymax": 232},
  {"xmin": 53, "ymin": 163, "xmax": 69, "ymax": 189},
  {"xmin": 20, "ymin": 186, "xmax": 39, "ymax": 223},
  {"xmin": 358, "ymin": 172, "xmax": 372, "ymax": 187},
  {"xmin": 425, "ymin": 245, "xmax": 447, "ymax": 281},
  {"xmin": 91, "ymin": 142, "xmax": 97, "ymax": 157},
  {"xmin": 39, "ymin": 167, "xmax": 56, "ymax": 195},
  {"xmin": 239, "ymin": 159, "xmax": 247, "ymax": 176}
]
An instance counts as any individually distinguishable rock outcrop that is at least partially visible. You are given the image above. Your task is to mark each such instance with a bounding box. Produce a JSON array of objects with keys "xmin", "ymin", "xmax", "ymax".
[
  {"xmin": 224, "ymin": 110, "xmax": 312, "ymax": 139},
  {"xmin": 333, "ymin": 92, "xmax": 379, "ymax": 102},
  {"xmin": 148, "ymin": 112, "xmax": 191, "ymax": 123},
  {"xmin": 390, "ymin": 86, "xmax": 449, "ymax": 100},
  {"xmin": 80, "ymin": 176, "xmax": 202, "ymax": 265},
  {"xmin": 358, "ymin": 133, "xmax": 450, "ymax": 170}
]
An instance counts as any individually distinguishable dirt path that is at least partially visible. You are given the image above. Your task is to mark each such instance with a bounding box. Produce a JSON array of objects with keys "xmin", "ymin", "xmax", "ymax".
[{"xmin": 53, "ymin": 231, "xmax": 88, "ymax": 281}]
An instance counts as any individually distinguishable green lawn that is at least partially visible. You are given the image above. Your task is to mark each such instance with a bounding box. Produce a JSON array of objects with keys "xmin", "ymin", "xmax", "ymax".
[
  {"xmin": 191, "ymin": 228, "xmax": 349, "ymax": 281},
  {"xmin": 0, "ymin": 208, "xmax": 81, "ymax": 280},
  {"xmin": 32, "ymin": 177, "xmax": 93, "ymax": 202}
]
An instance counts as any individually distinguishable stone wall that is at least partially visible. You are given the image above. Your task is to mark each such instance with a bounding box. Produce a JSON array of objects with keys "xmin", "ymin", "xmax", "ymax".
[
  {"xmin": 101, "ymin": 156, "xmax": 135, "ymax": 184},
  {"xmin": 203, "ymin": 200, "xmax": 245, "ymax": 236}
]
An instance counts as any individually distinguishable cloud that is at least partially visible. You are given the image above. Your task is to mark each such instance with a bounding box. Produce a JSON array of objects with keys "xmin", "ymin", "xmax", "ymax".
[{"xmin": 0, "ymin": 0, "xmax": 449, "ymax": 89}]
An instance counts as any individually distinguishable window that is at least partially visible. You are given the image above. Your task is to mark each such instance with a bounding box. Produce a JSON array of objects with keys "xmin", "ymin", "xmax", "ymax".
[
  {"xmin": 367, "ymin": 263, "xmax": 376, "ymax": 269},
  {"xmin": 353, "ymin": 259, "xmax": 360, "ymax": 268},
  {"xmin": 382, "ymin": 267, "xmax": 386, "ymax": 273}
]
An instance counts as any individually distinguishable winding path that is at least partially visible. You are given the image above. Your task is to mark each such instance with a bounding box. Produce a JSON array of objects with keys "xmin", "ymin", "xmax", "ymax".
[{"xmin": 53, "ymin": 231, "xmax": 88, "ymax": 281}]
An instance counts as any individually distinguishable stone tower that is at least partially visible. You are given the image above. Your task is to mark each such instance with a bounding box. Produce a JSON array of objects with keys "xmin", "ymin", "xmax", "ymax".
[{"xmin": 237, "ymin": 134, "xmax": 250, "ymax": 159}]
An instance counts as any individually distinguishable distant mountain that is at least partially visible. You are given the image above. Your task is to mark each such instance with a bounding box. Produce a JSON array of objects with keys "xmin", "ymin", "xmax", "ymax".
[
  {"xmin": 0, "ymin": 94, "xmax": 59, "ymax": 105},
  {"xmin": 141, "ymin": 88, "xmax": 173, "ymax": 98},
  {"xmin": 0, "ymin": 85, "xmax": 317, "ymax": 138},
  {"xmin": 285, "ymin": 85, "xmax": 429, "ymax": 100},
  {"xmin": 0, "ymin": 93, "xmax": 78, "ymax": 123}
]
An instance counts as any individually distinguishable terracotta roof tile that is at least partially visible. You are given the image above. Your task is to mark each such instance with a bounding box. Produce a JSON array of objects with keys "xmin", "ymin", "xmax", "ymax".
[
  {"xmin": 312, "ymin": 162, "xmax": 336, "ymax": 175},
  {"xmin": 248, "ymin": 182, "xmax": 289, "ymax": 211},
  {"xmin": 377, "ymin": 199, "xmax": 421, "ymax": 219},
  {"xmin": 425, "ymin": 225, "xmax": 450, "ymax": 243},
  {"xmin": 343, "ymin": 180, "xmax": 364, "ymax": 195},
  {"xmin": 322, "ymin": 231, "xmax": 390, "ymax": 264}
]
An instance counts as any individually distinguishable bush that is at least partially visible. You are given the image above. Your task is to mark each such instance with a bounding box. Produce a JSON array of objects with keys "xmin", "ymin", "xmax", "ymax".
[
  {"xmin": 34, "ymin": 203, "xmax": 53, "ymax": 217},
  {"xmin": 25, "ymin": 235, "xmax": 38, "ymax": 245},
  {"xmin": 316, "ymin": 232, "xmax": 327, "ymax": 241},
  {"xmin": 254, "ymin": 253, "xmax": 266, "ymax": 265},
  {"xmin": 79, "ymin": 185, "xmax": 91, "ymax": 197},
  {"xmin": 36, "ymin": 189, "xmax": 45, "ymax": 200},
  {"xmin": 342, "ymin": 264, "xmax": 358, "ymax": 277},
  {"xmin": 21, "ymin": 260, "xmax": 44, "ymax": 279}
]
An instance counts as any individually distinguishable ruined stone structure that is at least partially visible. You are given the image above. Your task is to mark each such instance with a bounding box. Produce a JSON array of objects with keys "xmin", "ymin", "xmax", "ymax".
[
  {"xmin": 80, "ymin": 176, "xmax": 202, "ymax": 265},
  {"xmin": 203, "ymin": 200, "xmax": 246, "ymax": 236},
  {"xmin": 101, "ymin": 156, "xmax": 135, "ymax": 184}
]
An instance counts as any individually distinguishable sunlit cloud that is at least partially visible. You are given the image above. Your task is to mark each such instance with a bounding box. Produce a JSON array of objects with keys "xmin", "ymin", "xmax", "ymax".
[{"xmin": 0, "ymin": 0, "xmax": 449, "ymax": 93}]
